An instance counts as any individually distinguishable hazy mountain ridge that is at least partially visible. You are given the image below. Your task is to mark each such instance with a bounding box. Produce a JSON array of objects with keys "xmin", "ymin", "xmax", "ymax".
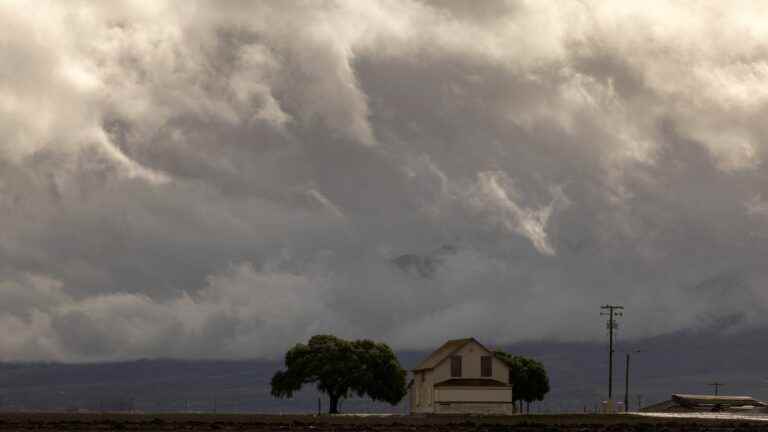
[{"xmin": 1, "ymin": 327, "xmax": 767, "ymax": 413}]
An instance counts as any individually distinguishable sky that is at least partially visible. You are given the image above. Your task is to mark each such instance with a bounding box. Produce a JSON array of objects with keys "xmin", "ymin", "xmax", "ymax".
[{"xmin": 3, "ymin": 0, "xmax": 768, "ymax": 362}]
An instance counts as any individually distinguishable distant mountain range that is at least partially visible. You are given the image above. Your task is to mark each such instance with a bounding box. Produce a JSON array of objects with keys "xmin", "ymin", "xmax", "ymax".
[{"xmin": 1, "ymin": 327, "xmax": 767, "ymax": 413}]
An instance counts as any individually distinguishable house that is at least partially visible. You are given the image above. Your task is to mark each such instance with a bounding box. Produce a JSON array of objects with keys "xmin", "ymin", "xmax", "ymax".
[
  {"xmin": 641, "ymin": 394, "xmax": 768, "ymax": 413},
  {"xmin": 408, "ymin": 338, "xmax": 515, "ymax": 414}
]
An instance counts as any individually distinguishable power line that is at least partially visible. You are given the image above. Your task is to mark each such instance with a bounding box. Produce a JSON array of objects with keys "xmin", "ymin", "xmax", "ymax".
[{"xmin": 601, "ymin": 304, "xmax": 623, "ymax": 403}]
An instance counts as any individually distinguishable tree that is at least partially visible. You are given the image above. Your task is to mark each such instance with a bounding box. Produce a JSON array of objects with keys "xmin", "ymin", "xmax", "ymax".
[
  {"xmin": 521, "ymin": 358, "xmax": 549, "ymax": 412},
  {"xmin": 494, "ymin": 351, "xmax": 550, "ymax": 413},
  {"xmin": 271, "ymin": 335, "xmax": 407, "ymax": 414}
]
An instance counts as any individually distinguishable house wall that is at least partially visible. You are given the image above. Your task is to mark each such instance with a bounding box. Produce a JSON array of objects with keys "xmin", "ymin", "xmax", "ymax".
[
  {"xmin": 434, "ymin": 401, "xmax": 515, "ymax": 415},
  {"xmin": 435, "ymin": 387, "xmax": 513, "ymax": 403},
  {"xmin": 409, "ymin": 368, "xmax": 436, "ymax": 414},
  {"xmin": 432, "ymin": 340, "xmax": 509, "ymax": 385}
]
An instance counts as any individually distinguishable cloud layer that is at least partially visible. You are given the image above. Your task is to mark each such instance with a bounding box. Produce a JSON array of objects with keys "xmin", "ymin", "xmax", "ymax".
[{"xmin": 2, "ymin": 0, "xmax": 768, "ymax": 360}]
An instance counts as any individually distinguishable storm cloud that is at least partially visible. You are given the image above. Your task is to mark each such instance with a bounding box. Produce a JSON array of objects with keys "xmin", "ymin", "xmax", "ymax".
[{"xmin": 2, "ymin": 0, "xmax": 768, "ymax": 361}]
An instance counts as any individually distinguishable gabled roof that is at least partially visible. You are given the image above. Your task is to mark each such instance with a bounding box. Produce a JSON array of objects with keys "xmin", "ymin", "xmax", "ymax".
[
  {"xmin": 413, "ymin": 337, "xmax": 483, "ymax": 372},
  {"xmin": 672, "ymin": 394, "xmax": 767, "ymax": 407}
]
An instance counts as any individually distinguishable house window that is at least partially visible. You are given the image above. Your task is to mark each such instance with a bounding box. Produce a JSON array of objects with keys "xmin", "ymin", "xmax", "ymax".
[
  {"xmin": 450, "ymin": 355, "xmax": 462, "ymax": 377},
  {"xmin": 481, "ymin": 355, "xmax": 492, "ymax": 377},
  {"xmin": 421, "ymin": 371, "xmax": 425, "ymax": 382}
]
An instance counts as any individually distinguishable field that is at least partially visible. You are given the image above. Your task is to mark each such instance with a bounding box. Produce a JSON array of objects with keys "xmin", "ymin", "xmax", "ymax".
[{"xmin": 0, "ymin": 413, "xmax": 767, "ymax": 431}]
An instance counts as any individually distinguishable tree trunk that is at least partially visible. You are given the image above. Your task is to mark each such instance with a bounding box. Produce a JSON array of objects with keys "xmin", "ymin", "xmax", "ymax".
[{"xmin": 328, "ymin": 394, "xmax": 340, "ymax": 414}]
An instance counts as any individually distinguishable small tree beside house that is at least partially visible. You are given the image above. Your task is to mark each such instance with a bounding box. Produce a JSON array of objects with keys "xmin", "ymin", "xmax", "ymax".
[
  {"xmin": 494, "ymin": 351, "xmax": 550, "ymax": 413},
  {"xmin": 271, "ymin": 335, "xmax": 407, "ymax": 414}
]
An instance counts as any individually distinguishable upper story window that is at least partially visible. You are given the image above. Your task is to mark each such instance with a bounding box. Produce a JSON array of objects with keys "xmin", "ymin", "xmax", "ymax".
[
  {"xmin": 481, "ymin": 355, "xmax": 492, "ymax": 377},
  {"xmin": 450, "ymin": 355, "xmax": 462, "ymax": 377}
]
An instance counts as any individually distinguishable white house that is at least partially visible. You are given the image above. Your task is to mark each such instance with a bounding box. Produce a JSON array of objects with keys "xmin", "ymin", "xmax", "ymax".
[{"xmin": 409, "ymin": 338, "xmax": 515, "ymax": 414}]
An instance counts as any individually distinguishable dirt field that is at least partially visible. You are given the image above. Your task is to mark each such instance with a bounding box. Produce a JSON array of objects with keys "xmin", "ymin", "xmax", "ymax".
[{"xmin": 0, "ymin": 413, "xmax": 766, "ymax": 431}]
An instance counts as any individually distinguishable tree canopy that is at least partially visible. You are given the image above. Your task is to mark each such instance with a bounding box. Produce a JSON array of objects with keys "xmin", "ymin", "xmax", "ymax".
[
  {"xmin": 271, "ymin": 335, "xmax": 407, "ymax": 414},
  {"xmin": 494, "ymin": 351, "xmax": 550, "ymax": 412}
]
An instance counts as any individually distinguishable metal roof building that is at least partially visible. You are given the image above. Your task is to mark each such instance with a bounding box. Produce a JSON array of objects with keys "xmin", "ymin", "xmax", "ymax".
[{"xmin": 642, "ymin": 394, "xmax": 768, "ymax": 413}]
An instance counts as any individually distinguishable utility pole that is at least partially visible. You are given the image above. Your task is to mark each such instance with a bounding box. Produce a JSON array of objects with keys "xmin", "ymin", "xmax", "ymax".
[
  {"xmin": 624, "ymin": 353, "xmax": 630, "ymax": 411},
  {"xmin": 624, "ymin": 349, "xmax": 644, "ymax": 412},
  {"xmin": 708, "ymin": 382, "xmax": 724, "ymax": 396},
  {"xmin": 637, "ymin": 394, "xmax": 643, "ymax": 411},
  {"xmin": 601, "ymin": 305, "xmax": 623, "ymax": 403}
]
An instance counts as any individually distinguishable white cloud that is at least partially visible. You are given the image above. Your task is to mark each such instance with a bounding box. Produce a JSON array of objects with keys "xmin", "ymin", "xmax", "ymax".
[
  {"xmin": 468, "ymin": 171, "xmax": 566, "ymax": 256},
  {"xmin": 2, "ymin": 0, "xmax": 768, "ymax": 360}
]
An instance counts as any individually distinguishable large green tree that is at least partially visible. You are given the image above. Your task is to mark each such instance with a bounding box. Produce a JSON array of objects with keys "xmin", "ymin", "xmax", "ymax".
[
  {"xmin": 494, "ymin": 351, "xmax": 550, "ymax": 413},
  {"xmin": 271, "ymin": 335, "xmax": 407, "ymax": 414}
]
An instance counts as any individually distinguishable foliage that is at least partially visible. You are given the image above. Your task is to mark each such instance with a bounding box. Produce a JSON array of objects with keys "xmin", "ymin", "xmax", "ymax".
[
  {"xmin": 494, "ymin": 351, "xmax": 550, "ymax": 409},
  {"xmin": 271, "ymin": 335, "xmax": 407, "ymax": 414}
]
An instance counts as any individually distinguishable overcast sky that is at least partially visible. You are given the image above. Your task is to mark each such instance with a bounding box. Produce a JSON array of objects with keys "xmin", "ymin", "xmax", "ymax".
[{"xmin": 3, "ymin": 0, "xmax": 768, "ymax": 361}]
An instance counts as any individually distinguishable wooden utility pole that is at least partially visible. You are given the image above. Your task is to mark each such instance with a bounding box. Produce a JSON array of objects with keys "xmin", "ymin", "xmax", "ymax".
[
  {"xmin": 624, "ymin": 353, "xmax": 630, "ymax": 411},
  {"xmin": 708, "ymin": 382, "xmax": 724, "ymax": 396},
  {"xmin": 624, "ymin": 349, "xmax": 643, "ymax": 412},
  {"xmin": 601, "ymin": 305, "xmax": 623, "ymax": 402}
]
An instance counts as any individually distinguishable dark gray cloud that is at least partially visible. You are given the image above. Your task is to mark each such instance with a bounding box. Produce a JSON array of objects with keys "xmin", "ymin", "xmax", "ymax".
[{"xmin": 1, "ymin": 0, "xmax": 768, "ymax": 361}]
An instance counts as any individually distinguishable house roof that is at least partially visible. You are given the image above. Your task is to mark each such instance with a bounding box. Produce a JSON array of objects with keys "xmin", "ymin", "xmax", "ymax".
[
  {"xmin": 642, "ymin": 394, "xmax": 768, "ymax": 412},
  {"xmin": 412, "ymin": 338, "xmax": 481, "ymax": 372},
  {"xmin": 434, "ymin": 378, "xmax": 511, "ymax": 388},
  {"xmin": 672, "ymin": 394, "xmax": 767, "ymax": 407},
  {"xmin": 493, "ymin": 352, "xmax": 515, "ymax": 368}
]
